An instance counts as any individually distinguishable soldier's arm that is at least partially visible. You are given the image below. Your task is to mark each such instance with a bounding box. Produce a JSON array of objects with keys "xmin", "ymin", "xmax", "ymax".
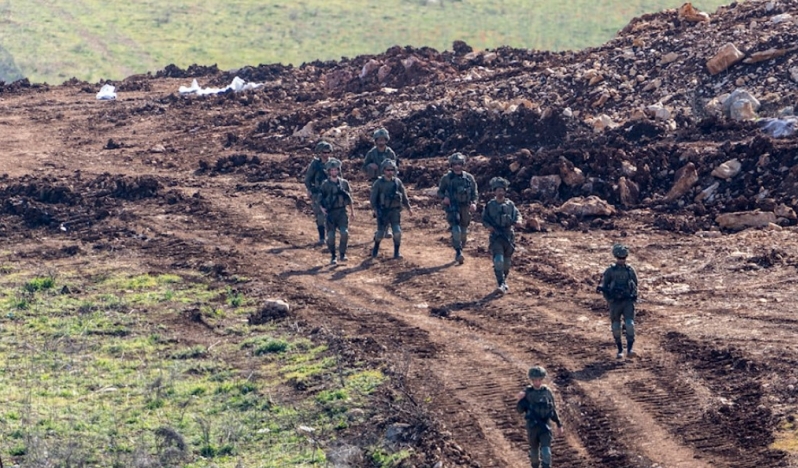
[
  {"xmin": 342, "ymin": 181, "xmax": 353, "ymax": 205},
  {"xmin": 512, "ymin": 202, "xmax": 523, "ymax": 225},
  {"xmin": 600, "ymin": 269, "xmax": 612, "ymax": 299},
  {"xmin": 470, "ymin": 174, "xmax": 479, "ymax": 203},
  {"xmin": 303, "ymin": 162, "xmax": 316, "ymax": 192},
  {"xmin": 482, "ymin": 203, "xmax": 495, "ymax": 229},
  {"xmin": 548, "ymin": 389, "xmax": 562, "ymax": 427},
  {"xmin": 630, "ymin": 266, "xmax": 639, "ymax": 298},
  {"xmin": 398, "ymin": 180, "xmax": 412, "ymax": 209},
  {"xmin": 437, "ymin": 175, "xmax": 449, "ymax": 199},
  {"xmin": 362, "ymin": 149, "xmax": 374, "ymax": 171},
  {"xmin": 388, "ymin": 147, "xmax": 398, "ymax": 165},
  {"xmin": 516, "ymin": 391, "xmax": 529, "ymax": 414},
  {"xmin": 369, "ymin": 180, "xmax": 380, "ymax": 209}
]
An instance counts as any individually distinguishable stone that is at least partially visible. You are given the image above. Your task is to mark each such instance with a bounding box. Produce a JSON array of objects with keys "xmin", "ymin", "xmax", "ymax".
[
  {"xmin": 591, "ymin": 114, "xmax": 617, "ymax": 133},
  {"xmin": 743, "ymin": 47, "xmax": 791, "ymax": 64},
  {"xmin": 509, "ymin": 161, "xmax": 522, "ymax": 172},
  {"xmin": 791, "ymin": 67, "xmax": 798, "ymax": 83},
  {"xmin": 730, "ymin": 100, "xmax": 758, "ymax": 121},
  {"xmin": 695, "ymin": 182, "xmax": 720, "ymax": 203},
  {"xmin": 716, "ymin": 211, "xmax": 777, "ymax": 230},
  {"xmin": 722, "ymin": 89, "xmax": 760, "ymax": 121},
  {"xmin": 643, "ymin": 78, "xmax": 662, "ymax": 92},
  {"xmin": 711, "ymin": 158, "xmax": 742, "ymax": 179},
  {"xmin": 766, "ymin": 222, "xmax": 783, "ymax": 231},
  {"xmin": 664, "ymin": 163, "xmax": 699, "ymax": 202},
  {"xmin": 678, "ymin": 2, "xmax": 710, "ymax": 22},
  {"xmin": 770, "ymin": 13, "xmax": 793, "ymax": 24},
  {"xmin": 557, "ymin": 196, "xmax": 616, "ymax": 217},
  {"xmin": 562, "ymin": 107, "xmax": 573, "ymax": 118},
  {"xmin": 525, "ymin": 216, "xmax": 544, "ymax": 232},
  {"xmin": 326, "ymin": 444, "xmax": 364, "ymax": 468},
  {"xmin": 558, "ymin": 157, "xmax": 586, "ymax": 187},
  {"xmin": 706, "ymin": 43, "xmax": 745, "ymax": 75},
  {"xmin": 149, "ymin": 144, "xmax": 166, "ymax": 153},
  {"xmin": 529, "ymin": 175, "xmax": 562, "ymax": 200},
  {"xmin": 660, "ymin": 52, "xmax": 680, "ymax": 65},
  {"xmin": 619, "ymin": 177, "xmax": 640, "ymax": 206},
  {"xmin": 249, "ymin": 299, "xmax": 290, "ymax": 324},
  {"xmin": 647, "ymin": 102, "xmax": 671, "ymax": 120},
  {"xmin": 621, "ymin": 161, "xmax": 637, "ymax": 177},
  {"xmin": 377, "ymin": 64, "xmax": 392, "ymax": 82},
  {"xmin": 359, "ymin": 59, "xmax": 381, "ymax": 79},
  {"xmin": 775, "ymin": 204, "xmax": 797, "ymax": 220}
]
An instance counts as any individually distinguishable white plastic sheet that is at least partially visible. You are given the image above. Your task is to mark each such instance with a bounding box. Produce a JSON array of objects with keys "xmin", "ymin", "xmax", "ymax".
[
  {"xmin": 96, "ymin": 84, "xmax": 117, "ymax": 100},
  {"xmin": 759, "ymin": 118, "xmax": 797, "ymax": 138},
  {"xmin": 178, "ymin": 76, "xmax": 263, "ymax": 96}
]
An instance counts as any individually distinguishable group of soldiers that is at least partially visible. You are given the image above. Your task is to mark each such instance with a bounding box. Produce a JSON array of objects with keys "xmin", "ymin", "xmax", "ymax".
[{"xmin": 303, "ymin": 128, "xmax": 641, "ymax": 468}]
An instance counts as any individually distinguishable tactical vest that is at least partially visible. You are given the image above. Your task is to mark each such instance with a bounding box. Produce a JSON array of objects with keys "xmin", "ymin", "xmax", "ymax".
[
  {"xmin": 489, "ymin": 201, "xmax": 515, "ymax": 228},
  {"xmin": 605, "ymin": 265, "xmax": 637, "ymax": 300},
  {"xmin": 522, "ymin": 387, "xmax": 555, "ymax": 425},
  {"xmin": 448, "ymin": 172, "xmax": 472, "ymax": 204},
  {"xmin": 324, "ymin": 180, "xmax": 349, "ymax": 210},
  {"xmin": 378, "ymin": 179, "xmax": 402, "ymax": 209}
]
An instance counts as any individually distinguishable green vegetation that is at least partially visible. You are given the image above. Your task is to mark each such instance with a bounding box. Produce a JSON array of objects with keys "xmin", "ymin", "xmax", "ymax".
[
  {"xmin": 2, "ymin": 0, "xmax": 730, "ymax": 83},
  {"xmin": 0, "ymin": 267, "xmax": 387, "ymax": 467}
]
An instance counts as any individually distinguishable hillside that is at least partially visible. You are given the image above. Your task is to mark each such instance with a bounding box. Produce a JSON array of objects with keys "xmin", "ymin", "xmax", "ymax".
[
  {"xmin": 1, "ymin": 0, "xmax": 798, "ymax": 466},
  {"xmin": 2, "ymin": 0, "xmax": 729, "ymax": 83}
]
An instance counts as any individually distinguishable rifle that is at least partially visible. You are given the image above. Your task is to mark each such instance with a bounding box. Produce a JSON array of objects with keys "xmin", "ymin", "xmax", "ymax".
[{"xmin": 483, "ymin": 215, "xmax": 515, "ymax": 250}]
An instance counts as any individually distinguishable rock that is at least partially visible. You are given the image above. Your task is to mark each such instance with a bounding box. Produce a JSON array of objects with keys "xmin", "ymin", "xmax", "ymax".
[
  {"xmin": 711, "ymin": 158, "xmax": 742, "ymax": 179},
  {"xmin": 557, "ymin": 196, "xmax": 616, "ymax": 217},
  {"xmin": 149, "ymin": 144, "xmax": 166, "ymax": 153},
  {"xmin": 790, "ymin": 67, "xmax": 798, "ymax": 83},
  {"xmin": 766, "ymin": 222, "xmax": 783, "ymax": 231},
  {"xmin": 716, "ymin": 211, "xmax": 777, "ymax": 230},
  {"xmin": 509, "ymin": 161, "xmax": 522, "ymax": 173},
  {"xmin": 359, "ymin": 59, "xmax": 381, "ymax": 79},
  {"xmin": 621, "ymin": 160, "xmax": 637, "ymax": 177},
  {"xmin": 775, "ymin": 204, "xmax": 797, "ymax": 220},
  {"xmin": 779, "ymin": 107, "xmax": 795, "ymax": 117},
  {"xmin": 706, "ymin": 43, "xmax": 745, "ymax": 75},
  {"xmin": 664, "ymin": 163, "xmax": 699, "ymax": 202},
  {"xmin": 660, "ymin": 52, "xmax": 680, "ymax": 65},
  {"xmin": 558, "ymin": 157, "xmax": 585, "ymax": 187},
  {"xmin": 619, "ymin": 177, "xmax": 639, "ymax": 206},
  {"xmin": 695, "ymin": 182, "xmax": 720, "ymax": 203},
  {"xmin": 562, "ymin": 107, "xmax": 573, "ymax": 118},
  {"xmin": 770, "ymin": 13, "xmax": 793, "ymax": 24},
  {"xmin": 678, "ymin": 3, "xmax": 710, "ymax": 22},
  {"xmin": 743, "ymin": 47, "xmax": 792, "ymax": 64},
  {"xmin": 642, "ymin": 78, "xmax": 662, "ymax": 92},
  {"xmin": 525, "ymin": 216, "xmax": 544, "ymax": 231},
  {"xmin": 377, "ymin": 64, "xmax": 392, "ymax": 82},
  {"xmin": 704, "ymin": 97, "xmax": 725, "ymax": 117},
  {"xmin": 591, "ymin": 114, "xmax": 617, "ymax": 133},
  {"xmin": 647, "ymin": 102, "xmax": 671, "ymax": 120},
  {"xmin": 292, "ymin": 121, "xmax": 315, "ymax": 139},
  {"xmin": 529, "ymin": 175, "xmax": 562, "ymax": 200},
  {"xmin": 249, "ymin": 299, "xmax": 290, "ymax": 324},
  {"xmin": 385, "ymin": 423, "xmax": 412, "ymax": 444},
  {"xmin": 722, "ymin": 89, "xmax": 760, "ymax": 121},
  {"xmin": 326, "ymin": 444, "xmax": 364, "ymax": 468}
]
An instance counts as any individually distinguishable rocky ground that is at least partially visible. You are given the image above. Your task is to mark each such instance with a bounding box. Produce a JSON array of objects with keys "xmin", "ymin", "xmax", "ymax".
[{"xmin": 1, "ymin": 0, "xmax": 798, "ymax": 466}]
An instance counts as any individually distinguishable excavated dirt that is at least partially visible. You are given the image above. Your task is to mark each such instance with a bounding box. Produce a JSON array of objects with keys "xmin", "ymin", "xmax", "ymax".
[{"xmin": 2, "ymin": 0, "xmax": 798, "ymax": 466}]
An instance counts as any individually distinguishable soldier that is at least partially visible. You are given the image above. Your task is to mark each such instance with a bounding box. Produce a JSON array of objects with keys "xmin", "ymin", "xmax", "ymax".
[
  {"xmin": 362, "ymin": 128, "xmax": 398, "ymax": 181},
  {"xmin": 319, "ymin": 158, "xmax": 355, "ymax": 265},
  {"xmin": 303, "ymin": 141, "xmax": 333, "ymax": 245},
  {"xmin": 482, "ymin": 177, "xmax": 522, "ymax": 294},
  {"xmin": 598, "ymin": 244, "xmax": 639, "ymax": 359},
  {"xmin": 516, "ymin": 366, "xmax": 564, "ymax": 468},
  {"xmin": 437, "ymin": 152, "xmax": 478, "ymax": 264},
  {"xmin": 369, "ymin": 159, "xmax": 413, "ymax": 259}
]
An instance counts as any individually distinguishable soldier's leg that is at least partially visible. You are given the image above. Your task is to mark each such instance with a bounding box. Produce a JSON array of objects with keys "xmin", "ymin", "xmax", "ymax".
[
  {"xmin": 526, "ymin": 425, "xmax": 541, "ymax": 468},
  {"xmin": 372, "ymin": 215, "xmax": 385, "ymax": 258},
  {"xmin": 609, "ymin": 302, "xmax": 623, "ymax": 357},
  {"xmin": 490, "ymin": 238, "xmax": 505, "ymax": 288},
  {"xmin": 337, "ymin": 211, "xmax": 349, "ymax": 261},
  {"xmin": 623, "ymin": 301, "xmax": 636, "ymax": 354},
  {"xmin": 325, "ymin": 217, "xmax": 337, "ymax": 263},
  {"xmin": 460, "ymin": 208, "xmax": 472, "ymax": 248},
  {"xmin": 449, "ymin": 213, "xmax": 463, "ymax": 250},
  {"xmin": 390, "ymin": 210, "xmax": 402, "ymax": 258},
  {"xmin": 539, "ymin": 430, "xmax": 553, "ymax": 468},
  {"xmin": 312, "ymin": 195, "xmax": 325, "ymax": 243}
]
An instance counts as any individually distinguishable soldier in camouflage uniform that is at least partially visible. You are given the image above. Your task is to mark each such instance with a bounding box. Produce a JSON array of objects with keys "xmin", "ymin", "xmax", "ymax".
[
  {"xmin": 319, "ymin": 158, "xmax": 355, "ymax": 265},
  {"xmin": 437, "ymin": 152, "xmax": 478, "ymax": 265},
  {"xmin": 598, "ymin": 244, "xmax": 639, "ymax": 359},
  {"xmin": 369, "ymin": 159, "xmax": 413, "ymax": 259},
  {"xmin": 363, "ymin": 128, "xmax": 398, "ymax": 181},
  {"xmin": 516, "ymin": 366, "xmax": 564, "ymax": 468},
  {"xmin": 303, "ymin": 141, "xmax": 333, "ymax": 244},
  {"xmin": 482, "ymin": 177, "xmax": 522, "ymax": 294}
]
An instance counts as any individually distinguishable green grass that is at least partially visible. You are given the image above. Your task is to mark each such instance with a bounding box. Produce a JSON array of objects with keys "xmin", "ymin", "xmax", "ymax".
[
  {"xmin": 1, "ymin": 0, "xmax": 731, "ymax": 83},
  {"xmin": 0, "ymin": 268, "xmax": 387, "ymax": 467}
]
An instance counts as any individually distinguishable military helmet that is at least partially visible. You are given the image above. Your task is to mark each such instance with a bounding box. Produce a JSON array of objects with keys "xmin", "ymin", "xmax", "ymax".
[
  {"xmin": 489, "ymin": 177, "xmax": 510, "ymax": 190},
  {"xmin": 612, "ymin": 244, "xmax": 629, "ymax": 258},
  {"xmin": 528, "ymin": 366, "xmax": 547, "ymax": 379},
  {"xmin": 373, "ymin": 128, "xmax": 390, "ymax": 141},
  {"xmin": 325, "ymin": 158, "xmax": 342, "ymax": 171},
  {"xmin": 315, "ymin": 141, "xmax": 333, "ymax": 153},
  {"xmin": 448, "ymin": 152, "xmax": 467, "ymax": 166},
  {"xmin": 381, "ymin": 159, "xmax": 397, "ymax": 172}
]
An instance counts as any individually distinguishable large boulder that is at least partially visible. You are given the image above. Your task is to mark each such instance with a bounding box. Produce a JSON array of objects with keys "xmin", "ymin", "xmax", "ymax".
[
  {"xmin": 722, "ymin": 89, "xmax": 761, "ymax": 121},
  {"xmin": 529, "ymin": 175, "xmax": 562, "ymax": 200},
  {"xmin": 558, "ymin": 157, "xmax": 585, "ymax": 187},
  {"xmin": 711, "ymin": 158, "xmax": 742, "ymax": 179},
  {"xmin": 248, "ymin": 299, "xmax": 290, "ymax": 324},
  {"xmin": 618, "ymin": 177, "xmax": 640, "ymax": 207},
  {"xmin": 664, "ymin": 163, "xmax": 699, "ymax": 202},
  {"xmin": 716, "ymin": 211, "xmax": 777, "ymax": 230},
  {"xmin": 557, "ymin": 196, "xmax": 616, "ymax": 217}
]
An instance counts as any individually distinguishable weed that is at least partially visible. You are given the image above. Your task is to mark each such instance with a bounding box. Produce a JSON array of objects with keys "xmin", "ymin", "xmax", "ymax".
[
  {"xmin": 171, "ymin": 345, "xmax": 208, "ymax": 360},
  {"xmin": 23, "ymin": 276, "xmax": 55, "ymax": 293}
]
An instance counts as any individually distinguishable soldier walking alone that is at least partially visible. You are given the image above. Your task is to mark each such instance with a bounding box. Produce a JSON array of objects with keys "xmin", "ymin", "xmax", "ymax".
[
  {"xmin": 437, "ymin": 152, "xmax": 478, "ymax": 264},
  {"xmin": 482, "ymin": 177, "xmax": 522, "ymax": 294},
  {"xmin": 598, "ymin": 244, "xmax": 639, "ymax": 359},
  {"xmin": 516, "ymin": 366, "xmax": 564, "ymax": 468},
  {"xmin": 369, "ymin": 159, "xmax": 413, "ymax": 259},
  {"xmin": 303, "ymin": 141, "xmax": 333, "ymax": 245},
  {"xmin": 319, "ymin": 158, "xmax": 354, "ymax": 265}
]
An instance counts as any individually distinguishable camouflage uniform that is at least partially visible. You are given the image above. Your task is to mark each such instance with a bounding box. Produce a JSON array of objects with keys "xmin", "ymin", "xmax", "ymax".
[
  {"xmin": 304, "ymin": 142, "xmax": 332, "ymax": 243},
  {"xmin": 517, "ymin": 368, "xmax": 562, "ymax": 468},
  {"xmin": 437, "ymin": 153, "xmax": 478, "ymax": 263},
  {"xmin": 319, "ymin": 163, "xmax": 353, "ymax": 264},
  {"xmin": 599, "ymin": 244, "xmax": 638, "ymax": 358},
  {"xmin": 370, "ymin": 160, "xmax": 411, "ymax": 259},
  {"xmin": 363, "ymin": 128, "xmax": 398, "ymax": 181},
  {"xmin": 482, "ymin": 178, "xmax": 521, "ymax": 292}
]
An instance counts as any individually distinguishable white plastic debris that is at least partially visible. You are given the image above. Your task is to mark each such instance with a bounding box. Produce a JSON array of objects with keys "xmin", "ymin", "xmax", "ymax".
[
  {"xmin": 178, "ymin": 76, "xmax": 263, "ymax": 96},
  {"xmin": 759, "ymin": 118, "xmax": 797, "ymax": 138},
  {"xmin": 96, "ymin": 84, "xmax": 117, "ymax": 100}
]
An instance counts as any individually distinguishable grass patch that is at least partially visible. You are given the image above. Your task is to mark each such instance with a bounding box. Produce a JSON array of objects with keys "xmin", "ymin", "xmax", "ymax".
[
  {"xmin": 3, "ymin": 0, "xmax": 731, "ymax": 83},
  {"xmin": 772, "ymin": 416, "xmax": 798, "ymax": 453},
  {"xmin": 0, "ymin": 267, "xmax": 387, "ymax": 467}
]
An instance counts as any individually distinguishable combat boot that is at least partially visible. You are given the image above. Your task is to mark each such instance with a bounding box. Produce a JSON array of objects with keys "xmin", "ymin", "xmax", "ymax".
[
  {"xmin": 455, "ymin": 249, "xmax": 464, "ymax": 265},
  {"xmin": 393, "ymin": 244, "xmax": 402, "ymax": 259},
  {"xmin": 330, "ymin": 254, "xmax": 337, "ymax": 265},
  {"xmin": 627, "ymin": 338, "xmax": 636, "ymax": 358},
  {"xmin": 615, "ymin": 339, "xmax": 624, "ymax": 359},
  {"xmin": 317, "ymin": 226, "xmax": 326, "ymax": 245},
  {"xmin": 339, "ymin": 251, "xmax": 348, "ymax": 262},
  {"xmin": 371, "ymin": 242, "xmax": 380, "ymax": 258}
]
